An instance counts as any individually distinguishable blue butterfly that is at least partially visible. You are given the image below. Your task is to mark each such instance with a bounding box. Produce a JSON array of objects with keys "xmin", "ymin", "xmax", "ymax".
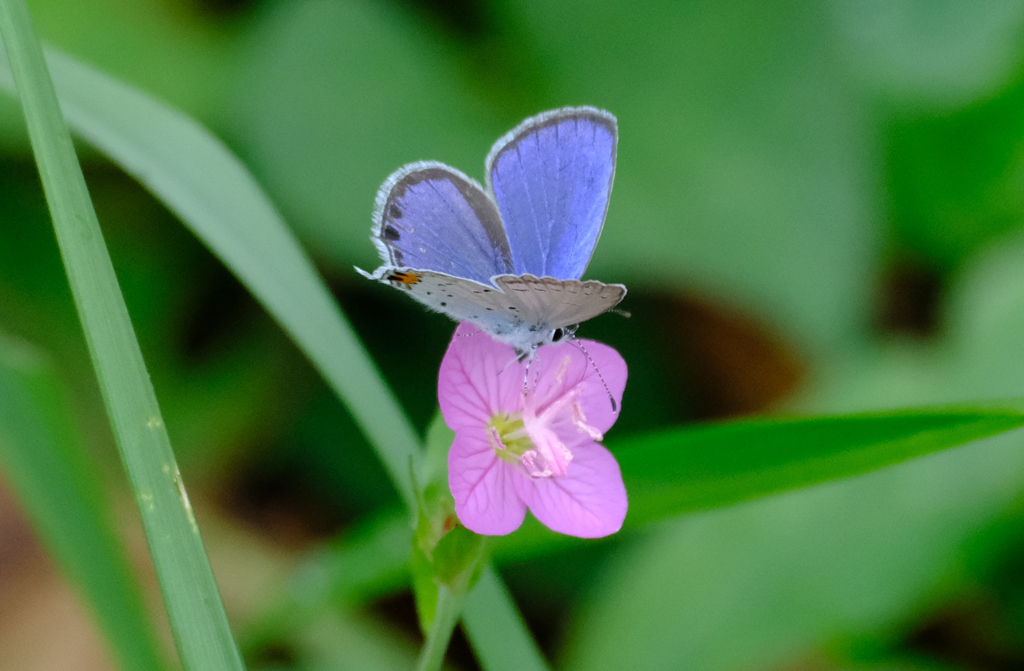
[{"xmin": 358, "ymin": 106, "xmax": 626, "ymax": 358}]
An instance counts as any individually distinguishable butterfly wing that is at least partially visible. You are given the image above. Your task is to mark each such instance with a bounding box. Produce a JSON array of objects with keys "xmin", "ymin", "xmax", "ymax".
[
  {"xmin": 367, "ymin": 161, "xmax": 513, "ymax": 285},
  {"xmin": 491, "ymin": 275, "xmax": 626, "ymax": 327},
  {"xmin": 370, "ymin": 268, "xmax": 625, "ymax": 350},
  {"xmin": 485, "ymin": 107, "xmax": 617, "ymax": 280}
]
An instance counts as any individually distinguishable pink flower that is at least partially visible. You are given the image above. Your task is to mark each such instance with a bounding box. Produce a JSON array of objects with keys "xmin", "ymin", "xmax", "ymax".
[{"xmin": 438, "ymin": 322, "xmax": 628, "ymax": 538}]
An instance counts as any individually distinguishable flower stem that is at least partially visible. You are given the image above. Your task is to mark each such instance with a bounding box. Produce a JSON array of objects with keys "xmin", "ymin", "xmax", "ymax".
[{"xmin": 415, "ymin": 584, "xmax": 465, "ymax": 671}]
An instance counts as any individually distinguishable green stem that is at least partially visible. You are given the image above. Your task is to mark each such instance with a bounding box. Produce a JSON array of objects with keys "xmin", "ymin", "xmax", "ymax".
[
  {"xmin": 0, "ymin": 2, "xmax": 243, "ymax": 669},
  {"xmin": 415, "ymin": 585, "xmax": 465, "ymax": 671}
]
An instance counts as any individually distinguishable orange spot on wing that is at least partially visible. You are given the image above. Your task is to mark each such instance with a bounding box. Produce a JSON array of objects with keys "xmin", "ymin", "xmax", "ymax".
[{"xmin": 388, "ymin": 271, "xmax": 421, "ymax": 287}]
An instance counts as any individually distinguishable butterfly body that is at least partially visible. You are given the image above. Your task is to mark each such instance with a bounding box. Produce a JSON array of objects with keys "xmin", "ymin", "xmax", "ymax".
[{"xmin": 358, "ymin": 107, "xmax": 625, "ymax": 357}]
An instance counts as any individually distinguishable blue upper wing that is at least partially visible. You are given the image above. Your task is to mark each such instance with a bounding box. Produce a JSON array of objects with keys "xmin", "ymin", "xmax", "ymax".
[
  {"xmin": 371, "ymin": 161, "xmax": 513, "ymax": 285},
  {"xmin": 485, "ymin": 107, "xmax": 617, "ymax": 280}
]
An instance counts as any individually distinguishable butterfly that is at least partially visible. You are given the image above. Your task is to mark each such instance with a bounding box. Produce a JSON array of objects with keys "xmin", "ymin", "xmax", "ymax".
[{"xmin": 357, "ymin": 106, "xmax": 626, "ymax": 358}]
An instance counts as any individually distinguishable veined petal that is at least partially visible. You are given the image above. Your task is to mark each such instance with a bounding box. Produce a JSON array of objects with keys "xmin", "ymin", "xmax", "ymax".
[
  {"xmin": 514, "ymin": 442, "xmax": 627, "ymax": 538},
  {"xmin": 569, "ymin": 340, "xmax": 626, "ymax": 434},
  {"xmin": 529, "ymin": 340, "xmax": 626, "ymax": 435},
  {"xmin": 439, "ymin": 323, "xmax": 525, "ymax": 433},
  {"xmin": 449, "ymin": 431, "xmax": 526, "ymax": 535}
]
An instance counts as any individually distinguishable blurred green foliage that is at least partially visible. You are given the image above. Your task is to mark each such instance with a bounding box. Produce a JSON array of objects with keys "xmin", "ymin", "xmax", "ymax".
[{"xmin": 5, "ymin": 0, "xmax": 1024, "ymax": 669}]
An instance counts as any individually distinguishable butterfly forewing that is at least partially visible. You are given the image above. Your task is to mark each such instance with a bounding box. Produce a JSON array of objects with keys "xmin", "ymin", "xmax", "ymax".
[
  {"xmin": 377, "ymin": 269, "xmax": 625, "ymax": 340},
  {"xmin": 486, "ymin": 107, "xmax": 617, "ymax": 280},
  {"xmin": 372, "ymin": 161, "xmax": 513, "ymax": 285}
]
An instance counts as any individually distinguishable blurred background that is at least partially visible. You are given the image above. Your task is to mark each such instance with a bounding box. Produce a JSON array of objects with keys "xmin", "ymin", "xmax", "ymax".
[{"xmin": 5, "ymin": 0, "xmax": 1024, "ymax": 669}]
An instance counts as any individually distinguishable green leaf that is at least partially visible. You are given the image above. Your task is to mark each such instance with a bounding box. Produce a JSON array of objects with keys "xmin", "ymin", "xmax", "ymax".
[
  {"xmin": 433, "ymin": 526, "xmax": 487, "ymax": 587},
  {"xmin": 497, "ymin": 402, "xmax": 1024, "ymax": 560},
  {"xmin": 240, "ymin": 509, "xmax": 414, "ymax": 657},
  {"xmin": 616, "ymin": 402, "xmax": 1024, "ymax": 525},
  {"xmin": 462, "ymin": 568, "xmax": 550, "ymax": 671},
  {"xmin": 887, "ymin": 77, "xmax": 1024, "ymax": 270},
  {"xmin": 829, "ymin": 0, "xmax": 1024, "ymax": 108},
  {"xmin": 562, "ymin": 420, "xmax": 1024, "ymax": 671},
  {"xmin": 0, "ymin": 1, "xmax": 242, "ymax": 667},
  {"xmin": 0, "ymin": 333, "xmax": 167, "ymax": 671},
  {"xmin": 297, "ymin": 611, "xmax": 446, "ymax": 671},
  {"xmin": 0, "ymin": 39, "xmax": 423, "ymax": 510}
]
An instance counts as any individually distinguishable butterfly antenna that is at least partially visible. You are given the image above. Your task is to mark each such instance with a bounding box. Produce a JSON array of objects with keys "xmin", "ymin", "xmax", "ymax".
[{"xmin": 571, "ymin": 340, "xmax": 617, "ymax": 413}]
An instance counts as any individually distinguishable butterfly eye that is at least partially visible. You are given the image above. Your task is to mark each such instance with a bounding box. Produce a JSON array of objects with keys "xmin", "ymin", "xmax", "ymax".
[{"xmin": 551, "ymin": 328, "xmax": 565, "ymax": 343}]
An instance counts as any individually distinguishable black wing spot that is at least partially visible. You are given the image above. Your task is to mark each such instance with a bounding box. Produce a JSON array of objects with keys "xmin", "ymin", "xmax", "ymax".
[
  {"xmin": 486, "ymin": 307, "xmax": 494, "ymax": 311},
  {"xmin": 388, "ymin": 204, "xmax": 403, "ymax": 219},
  {"xmin": 382, "ymin": 224, "xmax": 401, "ymax": 241},
  {"xmin": 426, "ymin": 291, "xmax": 432, "ymax": 295},
  {"xmin": 440, "ymin": 302, "xmax": 447, "ymax": 307}
]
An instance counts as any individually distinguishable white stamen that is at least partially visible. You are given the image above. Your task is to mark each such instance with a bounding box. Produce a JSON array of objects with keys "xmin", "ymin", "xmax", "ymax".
[{"xmin": 572, "ymin": 399, "xmax": 604, "ymax": 441}]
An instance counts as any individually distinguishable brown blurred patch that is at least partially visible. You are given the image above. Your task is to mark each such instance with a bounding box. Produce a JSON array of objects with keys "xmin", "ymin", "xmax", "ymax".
[
  {"xmin": 877, "ymin": 255, "xmax": 944, "ymax": 338},
  {"xmin": 0, "ymin": 484, "xmax": 116, "ymax": 671},
  {"xmin": 903, "ymin": 592, "xmax": 1024, "ymax": 671},
  {"xmin": 663, "ymin": 293, "xmax": 805, "ymax": 419}
]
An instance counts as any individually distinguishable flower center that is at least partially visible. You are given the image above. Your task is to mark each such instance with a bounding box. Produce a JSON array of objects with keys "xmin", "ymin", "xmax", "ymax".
[{"xmin": 486, "ymin": 387, "xmax": 603, "ymax": 479}]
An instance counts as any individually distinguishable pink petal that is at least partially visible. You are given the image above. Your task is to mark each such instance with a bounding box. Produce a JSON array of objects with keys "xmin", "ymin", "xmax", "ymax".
[
  {"xmin": 572, "ymin": 340, "xmax": 627, "ymax": 434},
  {"xmin": 448, "ymin": 431, "xmax": 526, "ymax": 535},
  {"xmin": 530, "ymin": 340, "xmax": 626, "ymax": 435},
  {"xmin": 514, "ymin": 442, "xmax": 627, "ymax": 538},
  {"xmin": 438, "ymin": 323, "xmax": 524, "ymax": 433}
]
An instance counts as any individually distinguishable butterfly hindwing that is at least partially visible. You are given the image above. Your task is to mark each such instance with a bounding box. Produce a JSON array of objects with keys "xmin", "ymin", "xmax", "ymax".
[
  {"xmin": 371, "ymin": 161, "xmax": 513, "ymax": 285},
  {"xmin": 373, "ymin": 268, "xmax": 626, "ymax": 341},
  {"xmin": 491, "ymin": 275, "xmax": 626, "ymax": 327},
  {"xmin": 486, "ymin": 107, "xmax": 617, "ymax": 280}
]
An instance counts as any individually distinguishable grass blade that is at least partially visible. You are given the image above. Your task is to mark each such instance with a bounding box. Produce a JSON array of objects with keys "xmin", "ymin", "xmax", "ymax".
[
  {"xmin": 0, "ymin": 333, "xmax": 168, "ymax": 671},
  {"xmin": 463, "ymin": 568, "xmax": 549, "ymax": 671},
  {"xmin": 496, "ymin": 401, "xmax": 1024, "ymax": 560},
  {"xmin": 0, "ymin": 44, "xmax": 422, "ymax": 509},
  {"xmin": 616, "ymin": 402, "xmax": 1024, "ymax": 525},
  {"xmin": 0, "ymin": 2, "xmax": 243, "ymax": 668}
]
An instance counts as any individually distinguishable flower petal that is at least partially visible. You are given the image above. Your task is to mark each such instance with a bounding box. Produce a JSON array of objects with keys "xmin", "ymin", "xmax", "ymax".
[
  {"xmin": 514, "ymin": 442, "xmax": 627, "ymax": 538},
  {"xmin": 449, "ymin": 431, "xmax": 526, "ymax": 535},
  {"xmin": 439, "ymin": 323, "xmax": 524, "ymax": 433},
  {"xmin": 530, "ymin": 339, "xmax": 627, "ymax": 434}
]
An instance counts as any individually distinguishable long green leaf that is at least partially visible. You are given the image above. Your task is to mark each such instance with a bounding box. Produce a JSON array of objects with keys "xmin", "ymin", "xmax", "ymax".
[
  {"xmin": 0, "ymin": 3, "xmax": 243, "ymax": 668},
  {"xmin": 0, "ymin": 43, "xmax": 421, "ymax": 510},
  {"xmin": 0, "ymin": 333, "xmax": 167, "ymax": 671},
  {"xmin": 462, "ymin": 568, "xmax": 549, "ymax": 671},
  {"xmin": 617, "ymin": 402, "xmax": 1024, "ymax": 525},
  {"xmin": 496, "ymin": 402, "xmax": 1024, "ymax": 560}
]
